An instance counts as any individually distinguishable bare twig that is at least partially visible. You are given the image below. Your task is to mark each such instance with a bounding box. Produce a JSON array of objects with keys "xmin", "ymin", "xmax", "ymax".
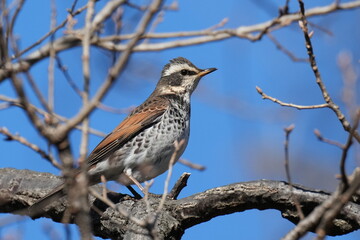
[
  {"xmin": 338, "ymin": 52, "xmax": 358, "ymax": 116},
  {"xmin": 256, "ymin": 86, "xmax": 329, "ymax": 110},
  {"xmin": 75, "ymin": 1, "xmax": 96, "ymax": 238},
  {"xmin": 297, "ymin": 0, "xmax": 360, "ymax": 143},
  {"xmin": 315, "ymin": 168, "xmax": 360, "ymax": 239},
  {"xmin": 0, "ymin": 127, "xmax": 61, "ymax": 169},
  {"xmin": 12, "ymin": 2, "xmax": 86, "ymax": 59},
  {"xmin": 100, "ymin": 175, "xmax": 108, "ymax": 198},
  {"xmin": 79, "ymin": 0, "xmax": 94, "ymax": 163},
  {"xmin": 339, "ymin": 109, "xmax": 360, "ymax": 189},
  {"xmin": 55, "ymin": 56, "xmax": 134, "ymax": 115},
  {"xmin": 313, "ymin": 129, "xmax": 344, "ymax": 149},
  {"xmin": 2, "ymin": 1, "xmax": 360, "ymax": 81},
  {"xmin": 279, "ymin": 0, "xmax": 291, "ymax": 16},
  {"xmin": 55, "ymin": 0, "xmax": 164, "ymax": 141},
  {"xmin": 169, "ymin": 172, "xmax": 191, "ymax": 200},
  {"xmin": 97, "ymin": 103, "xmax": 134, "ymax": 114},
  {"xmin": 284, "ymin": 124, "xmax": 304, "ymax": 220},
  {"xmin": 284, "ymin": 124, "xmax": 295, "ymax": 184},
  {"xmin": 157, "ymin": 139, "xmax": 185, "ymax": 212},
  {"xmin": 54, "ymin": 54, "xmax": 83, "ymax": 96},
  {"xmin": 283, "ymin": 168, "xmax": 360, "ymax": 240},
  {"xmin": 267, "ymin": 33, "xmax": 308, "ymax": 62},
  {"xmin": 7, "ymin": 0, "xmax": 25, "ymax": 49},
  {"xmin": 47, "ymin": 0, "xmax": 57, "ymax": 120},
  {"xmin": 24, "ymin": 72, "xmax": 52, "ymax": 114},
  {"xmin": 0, "ymin": 95, "xmax": 106, "ymax": 138},
  {"xmin": 10, "ymin": 74, "xmax": 51, "ymax": 141},
  {"xmin": 178, "ymin": 158, "xmax": 206, "ymax": 171}
]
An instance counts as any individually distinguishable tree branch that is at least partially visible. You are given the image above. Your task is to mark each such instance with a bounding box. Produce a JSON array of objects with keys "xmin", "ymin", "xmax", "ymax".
[
  {"xmin": 1, "ymin": 0, "xmax": 360, "ymax": 81},
  {"xmin": 1, "ymin": 168, "xmax": 359, "ymax": 239}
]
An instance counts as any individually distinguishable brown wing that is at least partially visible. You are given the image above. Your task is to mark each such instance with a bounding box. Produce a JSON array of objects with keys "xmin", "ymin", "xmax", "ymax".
[{"xmin": 86, "ymin": 96, "xmax": 170, "ymax": 167}]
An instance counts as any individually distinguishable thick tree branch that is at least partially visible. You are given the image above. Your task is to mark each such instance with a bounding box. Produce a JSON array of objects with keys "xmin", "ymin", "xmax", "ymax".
[{"xmin": 1, "ymin": 168, "xmax": 359, "ymax": 239}]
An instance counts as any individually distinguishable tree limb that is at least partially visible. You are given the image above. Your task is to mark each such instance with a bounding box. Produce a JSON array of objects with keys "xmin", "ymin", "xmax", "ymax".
[
  {"xmin": 1, "ymin": 1, "xmax": 360, "ymax": 82},
  {"xmin": 1, "ymin": 168, "xmax": 359, "ymax": 239}
]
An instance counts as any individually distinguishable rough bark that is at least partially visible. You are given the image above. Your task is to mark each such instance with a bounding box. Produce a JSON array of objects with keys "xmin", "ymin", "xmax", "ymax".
[{"xmin": 0, "ymin": 168, "xmax": 359, "ymax": 239}]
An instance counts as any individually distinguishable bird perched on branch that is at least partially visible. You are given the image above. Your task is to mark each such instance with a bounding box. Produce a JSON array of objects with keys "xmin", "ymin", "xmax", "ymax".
[{"xmin": 30, "ymin": 57, "xmax": 216, "ymax": 211}]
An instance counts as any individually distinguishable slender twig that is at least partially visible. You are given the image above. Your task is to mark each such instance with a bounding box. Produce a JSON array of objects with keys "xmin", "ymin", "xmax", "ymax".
[
  {"xmin": 74, "ymin": 3, "xmax": 96, "ymax": 238},
  {"xmin": 256, "ymin": 86, "xmax": 329, "ymax": 109},
  {"xmin": 279, "ymin": 0, "xmax": 291, "ymax": 16},
  {"xmin": 47, "ymin": 0, "xmax": 57, "ymax": 118},
  {"xmin": 313, "ymin": 129, "xmax": 344, "ymax": 149},
  {"xmin": 2, "ymin": 1, "xmax": 360, "ymax": 82},
  {"xmin": 338, "ymin": 52, "xmax": 358, "ymax": 117},
  {"xmin": 339, "ymin": 109, "xmax": 360, "ymax": 189},
  {"xmin": 267, "ymin": 33, "xmax": 308, "ymax": 62},
  {"xmin": 91, "ymin": 0, "xmax": 126, "ymax": 31},
  {"xmin": 69, "ymin": 2, "xmax": 94, "ymax": 239},
  {"xmin": 0, "ymin": 102, "xmax": 11, "ymax": 110},
  {"xmin": 178, "ymin": 158, "xmax": 206, "ymax": 171},
  {"xmin": 24, "ymin": 72, "xmax": 52, "ymax": 114},
  {"xmin": 56, "ymin": 0, "xmax": 164, "ymax": 141},
  {"xmin": 79, "ymin": 0, "xmax": 94, "ymax": 164},
  {"xmin": 284, "ymin": 124, "xmax": 295, "ymax": 184},
  {"xmin": 308, "ymin": 22, "xmax": 333, "ymax": 36},
  {"xmin": 0, "ymin": 95, "xmax": 106, "ymax": 138},
  {"xmin": 7, "ymin": 0, "xmax": 25, "ymax": 46},
  {"xmin": 0, "ymin": 127, "xmax": 61, "ymax": 169},
  {"xmin": 283, "ymin": 168, "xmax": 360, "ymax": 240},
  {"xmin": 55, "ymin": 55, "xmax": 134, "ymax": 115},
  {"xmin": 55, "ymin": 55, "xmax": 83, "ymax": 97},
  {"xmin": 157, "ymin": 139, "xmax": 185, "ymax": 212},
  {"xmin": 97, "ymin": 103, "xmax": 134, "ymax": 114},
  {"xmin": 100, "ymin": 175, "xmax": 108, "ymax": 198},
  {"xmin": 12, "ymin": 2, "xmax": 86, "ymax": 59},
  {"xmin": 168, "ymin": 172, "xmax": 191, "ymax": 200},
  {"xmin": 297, "ymin": 0, "xmax": 360, "ymax": 143},
  {"xmin": 315, "ymin": 168, "xmax": 360, "ymax": 239},
  {"xmin": 284, "ymin": 125, "xmax": 304, "ymax": 220},
  {"xmin": 10, "ymin": 74, "xmax": 51, "ymax": 141}
]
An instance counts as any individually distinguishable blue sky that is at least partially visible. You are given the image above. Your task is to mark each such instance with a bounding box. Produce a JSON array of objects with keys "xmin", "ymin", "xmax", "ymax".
[{"xmin": 1, "ymin": 0, "xmax": 360, "ymax": 239}]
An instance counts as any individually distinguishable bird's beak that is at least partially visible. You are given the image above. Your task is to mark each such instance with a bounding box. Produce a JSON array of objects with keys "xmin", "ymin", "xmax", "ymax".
[{"xmin": 197, "ymin": 68, "xmax": 217, "ymax": 77}]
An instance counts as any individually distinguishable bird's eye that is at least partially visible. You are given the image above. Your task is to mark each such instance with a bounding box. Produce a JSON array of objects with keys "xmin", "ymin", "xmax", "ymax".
[{"xmin": 180, "ymin": 69, "xmax": 189, "ymax": 76}]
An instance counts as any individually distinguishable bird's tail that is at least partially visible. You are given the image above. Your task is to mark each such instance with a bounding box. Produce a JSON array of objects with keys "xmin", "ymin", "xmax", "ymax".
[{"xmin": 28, "ymin": 183, "xmax": 65, "ymax": 217}]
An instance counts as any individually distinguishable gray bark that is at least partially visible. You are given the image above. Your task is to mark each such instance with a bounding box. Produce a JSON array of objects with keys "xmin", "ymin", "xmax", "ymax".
[{"xmin": 0, "ymin": 168, "xmax": 359, "ymax": 239}]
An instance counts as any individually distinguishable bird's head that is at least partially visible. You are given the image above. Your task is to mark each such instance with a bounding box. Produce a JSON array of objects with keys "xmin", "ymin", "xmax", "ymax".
[{"xmin": 154, "ymin": 57, "xmax": 217, "ymax": 96}]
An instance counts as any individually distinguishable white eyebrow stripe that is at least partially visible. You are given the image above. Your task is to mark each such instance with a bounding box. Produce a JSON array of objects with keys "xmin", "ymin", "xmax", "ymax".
[{"xmin": 163, "ymin": 64, "xmax": 198, "ymax": 76}]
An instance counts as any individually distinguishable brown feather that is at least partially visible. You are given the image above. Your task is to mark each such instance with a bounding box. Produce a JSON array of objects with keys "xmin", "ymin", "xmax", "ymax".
[
  {"xmin": 30, "ymin": 97, "xmax": 170, "ymax": 212},
  {"xmin": 86, "ymin": 96, "xmax": 170, "ymax": 167}
]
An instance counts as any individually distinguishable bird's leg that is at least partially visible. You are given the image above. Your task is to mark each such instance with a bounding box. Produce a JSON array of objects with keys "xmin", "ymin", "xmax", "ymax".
[
  {"xmin": 124, "ymin": 169, "xmax": 145, "ymax": 193},
  {"xmin": 126, "ymin": 186, "xmax": 142, "ymax": 199}
]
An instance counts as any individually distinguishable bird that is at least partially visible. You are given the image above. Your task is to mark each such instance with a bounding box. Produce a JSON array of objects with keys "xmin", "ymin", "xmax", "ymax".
[{"xmin": 30, "ymin": 57, "xmax": 216, "ymax": 212}]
